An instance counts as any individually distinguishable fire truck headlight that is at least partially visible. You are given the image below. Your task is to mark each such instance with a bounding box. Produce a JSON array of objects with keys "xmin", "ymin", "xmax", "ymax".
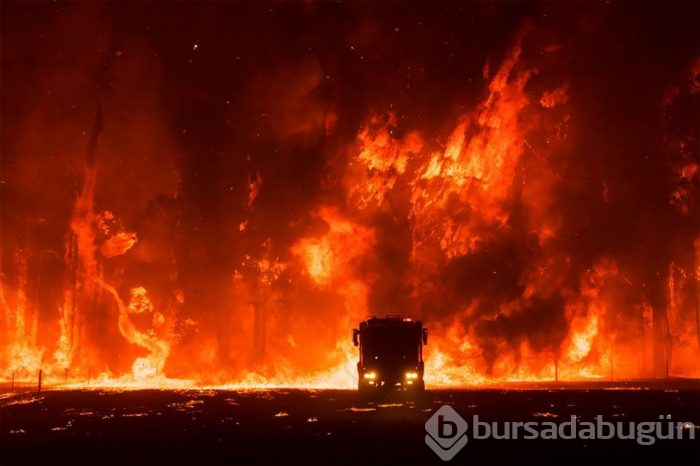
[
  {"xmin": 405, "ymin": 371, "xmax": 419, "ymax": 380},
  {"xmin": 363, "ymin": 371, "xmax": 377, "ymax": 380}
]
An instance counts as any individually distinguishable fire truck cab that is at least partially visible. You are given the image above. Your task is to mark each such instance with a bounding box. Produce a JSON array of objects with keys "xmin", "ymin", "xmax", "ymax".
[{"xmin": 353, "ymin": 315, "xmax": 428, "ymax": 394}]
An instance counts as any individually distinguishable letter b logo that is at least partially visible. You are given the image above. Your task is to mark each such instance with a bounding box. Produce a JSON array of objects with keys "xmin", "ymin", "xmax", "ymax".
[
  {"xmin": 425, "ymin": 405, "xmax": 468, "ymax": 461},
  {"xmin": 438, "ymin": 415, "xmax": 458, "ymax": 438}
]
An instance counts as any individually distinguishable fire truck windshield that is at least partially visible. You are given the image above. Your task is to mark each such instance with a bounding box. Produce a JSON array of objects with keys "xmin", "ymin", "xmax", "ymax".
[{"xmin": 362, "ymin": 326, "xmax": 419, "ymax": 364}]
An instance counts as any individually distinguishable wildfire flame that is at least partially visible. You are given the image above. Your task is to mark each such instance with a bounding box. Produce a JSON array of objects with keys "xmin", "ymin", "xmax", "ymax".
[{"xmin": 1, "ymin": 5, "xmax": 698, "ymax": 390}]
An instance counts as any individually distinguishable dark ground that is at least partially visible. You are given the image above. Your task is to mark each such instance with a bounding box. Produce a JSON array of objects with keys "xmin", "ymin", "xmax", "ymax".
[{"xmin": 1, "ymin": 382, "xmax": 699, "ymax": 465}]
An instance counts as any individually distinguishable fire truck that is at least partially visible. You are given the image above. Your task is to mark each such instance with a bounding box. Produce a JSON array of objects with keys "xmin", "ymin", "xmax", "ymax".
[{"xmin": 352, "ymin": 315, "xmax": 428, "ymax": 394}]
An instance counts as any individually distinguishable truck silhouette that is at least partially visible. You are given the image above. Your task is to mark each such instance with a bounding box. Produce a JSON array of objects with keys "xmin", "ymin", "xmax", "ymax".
[{"xmin": 353, "ymin": 315, "xmax": 428, "ymax": 394}]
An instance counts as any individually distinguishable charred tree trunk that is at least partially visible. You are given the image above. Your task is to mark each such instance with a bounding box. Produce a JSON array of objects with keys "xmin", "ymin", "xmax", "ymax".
[
  {"xmin": 649, "ymin": 271, "xmax": 670, "ymax": 377},
  {"xmin": 694, "ymin": 276, "xmax": 700, "ymax": 351},
  {"xmin": 696, "ymin": 294, "xmax": 700, "ymax": 351}
]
